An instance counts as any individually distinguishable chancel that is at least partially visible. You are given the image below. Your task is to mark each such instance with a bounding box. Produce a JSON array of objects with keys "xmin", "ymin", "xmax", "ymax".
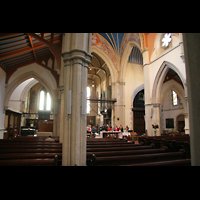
[{"xmin": 0, "ymin": 33, "xmax": 199, "ymax": 166}]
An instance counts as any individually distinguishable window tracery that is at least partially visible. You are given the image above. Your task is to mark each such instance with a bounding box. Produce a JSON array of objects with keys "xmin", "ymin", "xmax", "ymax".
[
  {"xmin": 39, "ymin": 89, "xmax": 51, "ymax": 111},
  {"xmin": 162, "ymin": 33, "xmax": 172, "ymax": 47}
]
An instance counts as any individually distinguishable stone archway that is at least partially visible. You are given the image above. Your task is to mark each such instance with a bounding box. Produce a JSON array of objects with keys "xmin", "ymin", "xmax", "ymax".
[
  {"xmin": 152, "ymin": 61, "xmax": 187, "ymax": 104},
  {"xmin": 4, "ymin": 64, "xmax": 57, "ymax": 109}
]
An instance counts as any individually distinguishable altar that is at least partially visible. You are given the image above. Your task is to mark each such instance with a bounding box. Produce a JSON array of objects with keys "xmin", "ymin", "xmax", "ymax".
[
  {"xmin": 100, "ymin": 131, "xmax": 130, "ymax": 139},
  {"xmin": 100, "ymin": 131, "xmax": 120, "ymax": 138},
  {"xmin": 118, "ymin": 131, "xmax": 131, "ymax": 139}
]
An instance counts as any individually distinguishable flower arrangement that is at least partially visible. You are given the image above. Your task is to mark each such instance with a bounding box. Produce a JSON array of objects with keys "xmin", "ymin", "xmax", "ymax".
[
  {"xmin": 152, "ymin": 123, "xmax": 159, "ymax": 136},
  {"xmin": 152, "ymin": 123, "xmax": 159, "ymax": 129}
]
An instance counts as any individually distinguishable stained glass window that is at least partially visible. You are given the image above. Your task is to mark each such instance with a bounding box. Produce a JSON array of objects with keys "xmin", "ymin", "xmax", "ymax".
[{"xmin": 172, "ymin": 90, "xmax": 178, "ymax": 106}]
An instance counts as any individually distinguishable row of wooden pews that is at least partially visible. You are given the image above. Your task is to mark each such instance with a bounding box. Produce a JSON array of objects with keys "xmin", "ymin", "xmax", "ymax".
[
  {"xmin": 0, "ymin": 136, "xmax": 62, "ymax": 166},
  {"xmin": 87, "ymin": 137, "xmax": 191, "ymax": 166},
  {"xmin": 138, "ymin": 135, "xmax": 190, "ymax": 157},
  {"xmin": 0, "ymin": 135, "xmax": 191, "ymax": 166}
]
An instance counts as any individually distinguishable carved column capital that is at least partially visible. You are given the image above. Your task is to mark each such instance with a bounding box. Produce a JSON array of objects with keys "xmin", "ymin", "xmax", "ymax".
[{"xmin": 62, "ymin": 49, "xmax": 92, "ymax": 68}]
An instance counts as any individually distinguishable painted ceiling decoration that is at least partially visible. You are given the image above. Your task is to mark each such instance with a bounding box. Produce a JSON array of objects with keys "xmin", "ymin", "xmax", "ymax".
[
  {"xmin": 98, "ymin": 33, "xmax": 124, "ymax": 53},
  {"xmin": 98, "ymin": 33, "xmax": 141, "ymax": 55},
  {"xmin": 92, "ymin": 33, "xmax": 142, "ymax": 77}
]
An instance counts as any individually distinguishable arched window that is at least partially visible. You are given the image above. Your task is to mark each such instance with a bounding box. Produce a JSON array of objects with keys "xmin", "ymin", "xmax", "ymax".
[
  {"xmin": 39, "ymin": 91, "xmax": 45, "ymax": 110},
  {"xmin": 39, "ymin": 89, "xmax": 51, "ymax": 111},
  {"xmin": 172, "ymin": 90, "xmax": 178, "ymax": 106}
]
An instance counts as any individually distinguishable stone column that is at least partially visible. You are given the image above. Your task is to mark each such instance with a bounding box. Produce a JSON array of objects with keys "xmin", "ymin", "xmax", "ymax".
[
  {"xmin": 184, "ymin": 113, "xmax": 189, "ymax": 135},
  {"xmin": 58, "ymin": 86, "xmax": 64, "ymax": 143},
  {"xmin": 152, "ymin": 103, "xmax": 161, "ymax": 136},
  {"xmin": 0, "ymin": 68, "xmax": 6, "ymax": 139},
  {"xmin": 179, "ymin": 33, "xmax": 185, "ymax": 63},
  {"xmin": 112, "ymin": 81, "xmax": 125, "ymax": 128},
  {"xmin": 142, "ymin": 48, "xmax": 152, "ymax": 136},
  {"xmin": 61, "ymin": 33, "xmax": 92, "ymax": 166},
  {"xmin": 183, "ymin": 33, "xmax": 200, "ymax": 166}
]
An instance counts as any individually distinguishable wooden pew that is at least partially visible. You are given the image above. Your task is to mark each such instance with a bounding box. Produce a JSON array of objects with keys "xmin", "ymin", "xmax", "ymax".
[
  {"xmin": 0, "ymin": 152, "xmax": 62, "ymax": 166},
  {"xmin": 87, "ymin": 147, "xmax": 168, "ymax": 166},
  {"xmin": 87, "ymin": 138, "xmax": 128, "ymax": 143},
  {"xmin": 87, "ymin": 141, "xmax": 131, "ymax": 145},
  {"xmin": 121, "ymin": 159, "xmax": 191, "ymax": 166},
  {"xmin": 139, "ymin": 136, "xmax": 190, "ymax": 157},
  {"xmin": 87, "ymin": 144, "xmax": 154, "ymax": 152},
  {"xmin": 0, "ymin": 144, "xmax": 62, "ymax": 149},
  {"xmin": 138, "ymin": 135, "xmax": 189, "ymax": 146},
  {"xmin": 14, "ymin": 136, "xmax": 59, "ymax": 142},
  {"xmin": 90, "ymin": 150, "xmax": 187, "ymax": 166},
  {"xmin": 0, "ymin": 136, "xmax": 62, "ymax": 166},
  {"xmin": 0, "ymin": 140, "xmax": 58, "ymax": 145},
  {"xmin": 0, "ymin": 156, "xmax": 58, "ymax": 166},
  {"xmin": 0, "ymin": 143, "xmax": 62, "ymax": 166},
  {"xmin": 0, "ymin": 140, "xmax": 60, "ymax": 145},
  {"xmin": 0, "ymin": 148, "xmax": 62, "ymax": 153},
  {"xmin": 87, "ymin": 147, "xmax": 167, "ymax": 158},
  {"xmin": 0, "ymin": 142, "xmax": 62, "ymax": 154},
  {"xmin": 87, "ymin": 143, "xmax": 139, "ymax": 149},
  {"xmin": 0, "ymin": 152, "xmax": 62, "ymax": 160}
]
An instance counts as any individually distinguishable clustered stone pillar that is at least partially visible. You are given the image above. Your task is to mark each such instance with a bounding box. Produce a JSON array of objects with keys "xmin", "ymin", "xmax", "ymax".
[
  {"xmin": 0, "ymin": 68, "xmax": 6, "ymax": 139},
  {"xmin": 142, "ymin": 48, "xmax": 153, "ymax": 136},
  {"xmin": 61, "ymin": 33, "xmax": 92, "ymax": 166},
  {"xmin": 183, "ymin": 33, "xmax": 200, "ymax": 166}
]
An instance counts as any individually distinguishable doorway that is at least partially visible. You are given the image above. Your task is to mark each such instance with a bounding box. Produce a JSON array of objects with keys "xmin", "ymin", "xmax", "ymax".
[
  {"xmin": 177, "ymin": 114, "xmax": 185, "ymax": 134},
  {"xmin": 132, "ymin": 89, "xmax": 145, "ymax": 135}
]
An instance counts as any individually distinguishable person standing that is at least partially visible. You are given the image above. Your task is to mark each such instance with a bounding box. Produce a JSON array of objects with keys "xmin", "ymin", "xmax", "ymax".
[{"xmin": 91, "ymin": 126, "xmax": 96, "ymax": 138}]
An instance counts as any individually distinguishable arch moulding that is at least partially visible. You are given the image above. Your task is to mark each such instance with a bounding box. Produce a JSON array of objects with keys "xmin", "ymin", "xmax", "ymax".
[
  {"xmin": 120, "ymin": 40, "xmax": 142, "ymax": 82},
  {"xmin": 4, "ymin": 70, "xmax": 57, "ymax": 109},
  {"xmin": 160, "ymin": 80, "xmax": 187, "ymax": 113},
  {"xmin": 152, "ymin": 61, "xmax": 187, "ymax": 104},
  {"xmin": 91, "ymin": 46, "xmax": 118, "ymax": 84},
  {"xmin": 131, "ymin": 84, "xmax": 144, "ymax": 106}
]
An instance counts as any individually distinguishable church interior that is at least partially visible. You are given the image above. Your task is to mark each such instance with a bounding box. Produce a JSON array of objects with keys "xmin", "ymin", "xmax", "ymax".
[{"xmin": 0, "ymin": 33, "xmax": 199, "ymax": 166}]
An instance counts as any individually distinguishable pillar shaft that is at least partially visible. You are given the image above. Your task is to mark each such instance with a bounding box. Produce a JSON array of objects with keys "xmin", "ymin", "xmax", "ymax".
[
  {"xmin": 61, "ymin": 34, "xmax": 92, "ymax": 166},
  {"xmin": 142, "ymin": 48, "xmax": 152, "ymax": 136},
  {"xmin": 183, "ymin": 33, "xmax": 200, "ymax": 166},
  {"xmin": 0, "ymin": 68, "xmax": 6, "ymax": 139}
]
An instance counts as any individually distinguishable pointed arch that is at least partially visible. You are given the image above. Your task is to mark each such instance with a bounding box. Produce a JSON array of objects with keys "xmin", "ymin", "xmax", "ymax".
[
  {"xmin": 160, "ymin": 79, "xmax": 187, "ymax": 113},
  {"xmin": 120, "ymin": 40, "xmax": 142, "ymax": 82},
  {"xmin": 132, "ymin": 84, "xmax": 144, "ymax": 105},
  {"xmin": 152, "ymin": 61, "xmax": 187, "ymax": 104},
  {"xmin": 91, "ymin": 45, "xmax": 118, "ymax": 83},
  {"xmin": 4, "ymin": 64, "xmax": 57, "ymax": 109}
]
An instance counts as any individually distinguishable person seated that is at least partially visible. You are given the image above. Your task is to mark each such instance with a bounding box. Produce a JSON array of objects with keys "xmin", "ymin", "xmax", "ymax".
[
  {"xmin": 107, "ymin": 126, "xmax": 112, "ymax": 131},
  {"xmin": 45, "ymin": 136, "xmax": 54, "ymax": 141},
  {"xmin": 119, "ymin": 125, "xmax": 123, "ymax": 132}
]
